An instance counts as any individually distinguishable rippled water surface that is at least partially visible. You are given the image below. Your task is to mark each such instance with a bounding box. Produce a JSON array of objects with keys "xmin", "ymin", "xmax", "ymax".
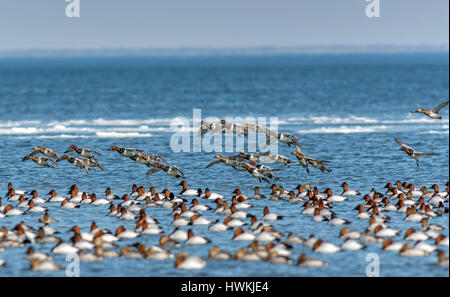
[{"xmin": 0, "ymin": 54, "xmax": 448, "ymax": 276}]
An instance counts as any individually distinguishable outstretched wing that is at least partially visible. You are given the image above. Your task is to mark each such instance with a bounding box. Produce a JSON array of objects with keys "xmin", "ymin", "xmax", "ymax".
[
  {"xmin": 432, "ymin": 100, "xmax": 449, "ymax": 113},
  {"xmin": 205, "ymin": 159, "xmax": 221, "ymax": 169},
  {"xmin": 394, "ymin": 138, "xmax": 414, "ymax": 151},
  {"xmin": 46, "ymin": 158, "xmax": 58, "ymax": 165},
  {"xmin": 415, "ymin": 152, "xmax": 436, "ymax": 157},
  {"xmin": 146, "ymin": 167, "xmax": 162, "ymax": 175}
]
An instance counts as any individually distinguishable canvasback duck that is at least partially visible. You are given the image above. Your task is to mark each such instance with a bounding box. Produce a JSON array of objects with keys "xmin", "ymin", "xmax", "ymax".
[
  {"xmin": 399, "ymin": 244, "xmax": 429, "ymax": 257},
  {"xmin": 381, "ymin": 238, "xmax": 404, "ymax": 251},
  {"xmin": 175, "ymin": 252, "xmax": 206, "ymax": 270},
  {"xmin": 27, "ymin": 200, "xmax": 47, "ymax": 212},
  {"xmin": 190, "ymin": 198, "xmax": 211, "ymax": 212},
  {"xmin": 65, "ymin": 144, "xmax": 101, "ymax": 159},
  {"xmin": 435, "ymin": 234, "xmax": 449, "ymax": 246},
  {"xmin": 22, "ymin": 154, "xmax": 57, "ymax": 168},
  {"xmin": 172, "ymin": 213, "xmax": 190, "ymax": 226},
  {"xmin": 168, "ymin": 228, "xmax": 188, "ymax": 241},
  {"xmin": 29, "ymin": 190, "xmax": 46, "ymax": 204},
  {"xmin": 51, "ymin": 241, "xmax": 79, "ymax": 254},
  {"xmin": 324, "ymin": 188, "xmax": 347, "ymax": 202},
  {"xmin": 341, "ymin": 182, "xmax": 360, "ymax": 196},
  {"xmin": 178, "ymin": 181, "xmax": 199, "ymax": 196},
  {"xmin": 61, "ymin": 199, "xmax": 80, "ymax": 209},
  {"xmin": 30, "ymin": 258, "xmax": 61, "ymax": 271},
  {"xmin": 263, "ymin": 206, "xmax": 283, "ymax": 221},
  {"xmin": 373, "ymin": 225, "xmax": 400, "ymax": 237},
  {"xmin": 232, "ymin": 228, "xmax": 256, "ymax": 241},
  {"xmin": 115, "ymin": 225, "xmax": 139, "ymax": 239},
  {"xmin": 47, "ymin": 190, "xmax": 65, "ymax": 202},
  {"xmin": 208, "ymin": 219, "xmax": 232, "ymax": 232},
  {"xmin": 189, "ymin": 214, "xmax": 212, "ymax": 225},
  {"xmin": 3, "ymin": 205, "xmax": 25, "ymax": 216},
  {"xmin": 234, "ymin": 248, "xmax": 261, "ymax": 262},
  {"xmin": 185, "ymin": 229, "xmax": 211, "ymax": 245},
  {"xmin": 296, "ymin": 253, "xmax": 328, "ymax": 267},
  {"xmin": 209, "ymin": 246, "xmax": 232, "ymax": 260},
  {"xmin": 341, "ymin": 239, "xmax": 366, "ymax": 251},
  {"xmin": 312, "ymin": 239, "xmax": 341, "ymax": 254},
  {"xmin": 339, "ymin": 227, "xmax": 361, "ymax": 239},
  {"xmin": 224, "ymin": 216, "xmax": 247, "ymax": 227},
  {"xmin": 436, "ymin": 250, "xmax": 449, "ymax": 266},
  {"xmin": 108, "ymin": 146, "xmax": 138, "ymax": 158},
  {"xmin": 410, "ymin": 100, "xmax": 448, "ymax": 119},
  {"xmin": 395, "ymin": 139, "xmax": 435, "ymax": 167}
]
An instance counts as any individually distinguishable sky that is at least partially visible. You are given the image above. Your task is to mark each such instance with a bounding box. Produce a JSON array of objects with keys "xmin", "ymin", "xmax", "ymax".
[{"xmin": 0, "ymin": 0, "xmax": 448, "ymax": 51}]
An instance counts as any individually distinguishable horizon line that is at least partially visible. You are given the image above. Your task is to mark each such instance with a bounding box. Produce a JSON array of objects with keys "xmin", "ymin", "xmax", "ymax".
[{"xmin": 0, "ymin": 44, "xmax": 448, "ymax": 58}]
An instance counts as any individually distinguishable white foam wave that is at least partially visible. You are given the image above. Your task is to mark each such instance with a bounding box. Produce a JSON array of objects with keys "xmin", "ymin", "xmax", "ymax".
[
  {"xmin": 419, "ymin": 130, "xmax": 449, "ymax": 135},
  {"xmin": 16, "ymin": 134, "xmax": 92, "ymax": 139},
  {"xmin": 297, "ymin": 125, "xmax": 389, "ymax": 134},
  {"xmin": 0, "ymin": 120, "xmax": 41, "ymax": 127},
  {"xmin": 286, "ymin": 115, "xmax": 379, "ymax": 125},
  {"xmin": 95, "ymin": 132, "xmax": 153, "ymax": 138}
]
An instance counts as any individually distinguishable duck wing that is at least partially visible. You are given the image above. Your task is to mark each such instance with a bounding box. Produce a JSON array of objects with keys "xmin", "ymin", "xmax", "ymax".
[
  {"xmin": 146, "ymin": 167, "xmax": 162, "ymax": 176},
  {"xmin": 394, "ymin": 138, "xmax": 414, "ymax": 151},
  {"xmin": 432, "ymin": 100, "xmax": 449, "ymax": 113},
  {"xmin": 205, "ymin": 159, "xmax": 221, "ymax": 169}
]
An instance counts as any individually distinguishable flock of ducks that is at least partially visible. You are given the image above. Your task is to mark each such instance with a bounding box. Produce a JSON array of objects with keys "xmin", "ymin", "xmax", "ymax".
[
  {"xmin": 1, "ymin": 100, "xmax": 448, "ymax": 274},
  {"xmin": 0, "ymin": 179, "xmax": 448, "ymax": 272}
]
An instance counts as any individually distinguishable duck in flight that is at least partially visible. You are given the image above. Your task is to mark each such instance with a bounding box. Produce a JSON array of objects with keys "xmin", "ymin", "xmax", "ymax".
[
  {"xmin": 146, "ymin": 164, "xmax": 185, "ymax": 179},
  {"xmin": 65, "ymin": 145, "xmax": 102, "ymax": 159},
  {"xmin": 23, "ymin": 155, "xmax": 57, "ymax": 168},
  {"xmin": 205, "ymin": 154, "xmax": 242, "ymax": 170},
  {"xmin": 27, "ymin": 146, "xmax": 62, "ymax": 162},
  {"xmin": 395, "ymin": 139, "xmax": 436, "ymax": 167},
  {"xmin": 410, "ymin": 100, "xmax": 448, "ymax": 119}
]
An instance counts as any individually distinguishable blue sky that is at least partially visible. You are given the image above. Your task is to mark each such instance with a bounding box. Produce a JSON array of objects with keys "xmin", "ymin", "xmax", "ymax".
[{"xmin": 0, "ymin": 0, "xmax": 448, "ymax": 50}]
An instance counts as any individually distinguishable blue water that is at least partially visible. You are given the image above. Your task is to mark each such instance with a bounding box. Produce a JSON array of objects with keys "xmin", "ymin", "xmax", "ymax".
[{"xmin": 0, "ymin": 53, "xmax": 448, "ymax": 276}]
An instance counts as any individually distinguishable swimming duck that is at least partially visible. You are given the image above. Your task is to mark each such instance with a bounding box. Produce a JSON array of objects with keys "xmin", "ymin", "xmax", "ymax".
[
  {"xmin": 339, "ymin": 227, "xmax": 361, "ymax": 239},
  {"xmin": 38, "ymin": 212, "xmax": 59, "ymax": 223},
  {"xmin": 341, "ymin": 182, "xmax": 360, "ymax": 195},
  {"xmin": 232, "ymin": 228, "xmax": 255, "ymax": 241},
  {"xmin": 399, "ymin": 244, "xmax": 429, "ymax": 257},
  {"xmin": 436, "ymin": 250, "xmax": 449, "ymax": 265},
  {"xmin": 185, "ymin": 229, "xmax": 211, "ymax": 245},
  {"xmin": 296, "ymin": 253, "xmax": 328, "ymax": 267},
  {"xmin": 30, "ymin": 258, "xmax": 61, "ymax": 271},
  {"xmin": 341, "ymin": 239, "xmax": 366, "ymax": 251},
  {"xmin": 262, "ymin": 206, "xmax": 283, "ymax": 221},
  {"xmin": 178, "ymin": 181, "xmax": 199, "ymax": 196},
  {"xmin": 312, "ymin": 239, "xmax": 341, "ymax": 254},
  {"xmin": 209, "ymin": 246, "xmax": 232, "ymax": 260},
  {"xmin": 394, "ymin": 139, "xmax": 435, "ymax": 167},
  {"xmin": 410, "ymin": 100, "xmax": 448, "ymax": 119},
  {"xmin": 174, "ymin": 252, "xmax": 206, "ymax": 270}
]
